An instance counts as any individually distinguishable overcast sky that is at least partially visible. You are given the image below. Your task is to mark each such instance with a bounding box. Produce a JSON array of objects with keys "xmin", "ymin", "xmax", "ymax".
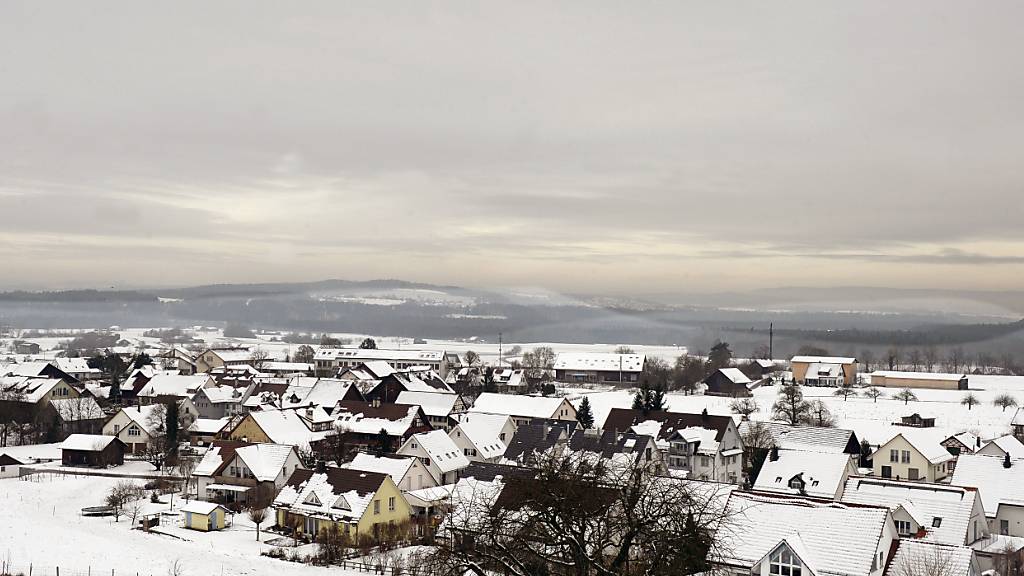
[{"xmin": 1, "ymin": 1, "xmax": 1022, "ymax": 295}]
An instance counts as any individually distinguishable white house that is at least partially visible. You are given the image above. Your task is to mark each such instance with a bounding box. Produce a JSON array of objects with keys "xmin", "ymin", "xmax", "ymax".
[
  {"xmin": 976, "ymin": 435, "xmax": 1024, "ymax": 459},
  {"xmin": 395, "ymin": 390, "xmax": 462, "ymax": 431},
  {"xmin": 194, "ymin": 441, "xmax": 304, "ymax": 504},
  {"xmin": 841, "ymin": 477, "xmax": 989, "ymax": 546},
  {"xmin": 102, "ymin": 405, "xmax": 165, "ymax": 454},
  {"xmin": 870, "ymin": 431, "xmax": 954, "ymax": 482},
  {"xmin": 449, "ymin": 412, "xmax": 517, "ymax": 463},
  {"xmin": 397, "ymin": 430, "xmax": 471, "ymax": 486},
  {"xmin": 951, "ymin": 453, "xmax": 1024, "ymax": 537},
  {"xmin": 718, "ymin": 491, "xmax": 897, "ymax": 576}
]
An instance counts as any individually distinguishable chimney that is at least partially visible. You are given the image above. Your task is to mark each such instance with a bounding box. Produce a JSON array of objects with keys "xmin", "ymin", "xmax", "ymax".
[
  {"xmin": 977, "ymin": 437, "xmax": 982, "ymax": 448},
  {"xmin": 1005, "ymin": 453, "xmax": 1012, "ymax": 469},
  {"xmin": 306, "ymin": 407, "xmax": 314, "ymax": 419},
  {"xmin": 770, "ymin": 446, "xmax": 779, "ymax": 462}
]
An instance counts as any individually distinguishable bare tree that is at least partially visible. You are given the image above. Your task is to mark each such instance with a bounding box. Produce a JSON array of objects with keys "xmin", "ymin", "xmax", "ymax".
[
  {"xmin": 249, "ymin": 347, "xmax": 270, "ymax": 370},
  {"xmin": 177, "ymin": 455, "xmax": 197, "ymax": 501},
  {"xmin": 729, "ymin": 398, "xmax": 759, "ymax": 421},
  {"xmin": 106, "ymin": 480, "xmax": 141, "ymax": 522},
  {"xmin": 891, "ymin": 544, "xmax": 956, "ymax": 576},
  {"xmin": 613, "ymin": 346, "xmax": 636, "ymax": 355},
  {"xmin": 961, "ymin": 392, "xmax": 980, "ymax": 411},
  {"xmin": 432, "ymin": 451, "xmax": 732, "ymax": 575},
  {"xmin": 885, "ymin": 347, "xmax": 901, "ymax": 371},
  {"xmin": 248, "ymin": 506, "xmax": 268, "ymax": 541},
  {"xmin": 923, "ymin": 346, "xmax": 939, "ymax": 373},
  {"xmin": 859, "ymin": 349, "xmax": 876, "ymax": 373},
  {"xmin": 893, "ymin": 388, "xmax": 918, "ymax": 405},
  {"xmin": 945, "ymin": 347, "xmax": 967, "ymax": 373},
  {"xmin": 906, "ymin": 349, "xmax": 923, "ymax": 372},
  {"xmin": 994, "ymin": 394, "xmax": 1018, "ymax": 413},
  {"xmin": 772, "ymin": 383, "xmax": 811, "ymax": 426},
  {"xmin": 805, "ymin": 400, "xmax": 836, "ymax": 427},
  {"xmin": 832, "ymin": 381, "xmax": 858, "ymax": 401},
  {"xmin": 864, "ymin": 386, "xmax": 884, "ymax": 403}
]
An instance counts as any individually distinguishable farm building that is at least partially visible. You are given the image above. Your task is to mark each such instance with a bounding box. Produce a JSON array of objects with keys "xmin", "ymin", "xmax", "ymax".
[
  {"xmin": 870, "ymin": 371, "xmax": 968, "ymax": 390},
  {"xmin": 60, "ymin": 434, "xmax": 126, "ymax": 467}
]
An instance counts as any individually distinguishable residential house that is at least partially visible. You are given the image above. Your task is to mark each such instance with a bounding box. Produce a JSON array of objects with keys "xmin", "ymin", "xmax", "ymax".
[
  {"xmin": 790, "ymin": 355, "xmax": 857, "ymax": 386},
  {"xmin": 0, "ymin": 376, "xmax": 81, "ymax": 421},
  {"xmin": 364, "ymin": 370, "xmax": 454, "ymax": 404},
  {"xmin": 315, "ymin": 348, "xmax": 452, "ymax": 379},
  {"xmin": 181, "ymin": 501, "xmax": 232, "ymax": 531},
  {"xmin": 260, "ymin": 361, "xmax": 314, "ymax": 376},
  {"xmin": 871, "ymin": 371, "xmax": 968, "ymax": 390},
  {"xmin": 43, "ymin": 397, "xmax": 106, "ymax": 438},
  {"xmin": 717, "ymin": 492, "xmax": 897, "ymax": 576},
  {"xmin": 273, "ymin": 467, "xmax": 413, "ymax": 541},
  {"xmin": 60, "ymin": 434, "xmax": 126, "ymax": 467},
  {"xmin": 604, "ymin": 407, "xmax": 744, "ymax": 484},
  {"xmin": 194, "ymin": 440, "xmax": 304, "ymax": 505},
  {"xmin": 977, "ymin": 435, "xmax": 1024, "ymax": 459},
  {"xmin": 137, "ymin": 374, "xmax": 215, "ymax": 405},
  {"xmin": 703, "ymin": 367, "xmax": 754, "ymax": 397},
  {"xmin": 397, "ymin": 430, "xmax": 471, "ymax": 485},
  {"xmin": 449, "ymin": 412, "xmax": 516, "ymax": 463},
  {"xmin": 552, "ymin": 352, "xmax": 645, "ymax": 384},
  {"xmin": 328, "ymin": 401, "xmax": 432, "ymax": 452},
  {"xmin": 395, "ymin": 390, "xmax": 463, "ymax": 431},
  {"xmin": 0, "ymin": 453, "xmax": 24, "ymax": 478},
  {"xmin": 13, "ymin": 342, "xmax": 40, "ymax": 355},
  {"xmin": 468, "ymin": 392, "xmax": 577, "ymax": 426},
  {"xmin": 565, "ymin": 429, "xmax": 661, "ymax": 470},
  {"xmin": 191, "ymin": 384, "xmax": 252, "ymax": 419},
  {"xmin": 1013, "ymin": 408, "xmax": 1024, "ymax": 441},
  {"xmin": 952, "ymin": 453, "xmax": 1024, "ymax": 537},
  {"xmin": 103, "ymin": 404, "xmax": 167, "ymax": 454},
  {"xmin": 188, "ymin": 417, "xmax": 232, "ymax": 446},
  {"xmin": 885, "ymin": 540, "xmax": 979, "ymax": 576},
  {"xmin": 342, "ymin": 452, "xmax": 436, "ymax": 492},
  {"xmin": 195, "ymin": 348, "xmax": 253, "ymax": 373},
  {"xmin": 502, "ymin": 420, "xmax": 572, "ymax": 465},
  {"xmin": 871, "ymin": 431, "xmax": 954, "ymax": 482},
  {"xmin": 54, "ymin": 358, "xmax": 102, "ymax": 381},
  {"xmin": 943, "ymin": 432, "xmax": 981, "ymax": 473},
  {"xmin": 3, "ymin": 361, "xmax": 80, "ymax": 383},
  {"xmin": 841, "ymin": 477, "xmax": 989, "ymax": 546},
  {"xmin": 227, "ymin": 407, "xmax": 336, "ymax": 450},
  {"xmin": 753, "ymin": 448, "xmax": 858, "ymax": 500},
  {"xmin": 738, "ymin": 421, "xmax": 862, "ymax": 457}
]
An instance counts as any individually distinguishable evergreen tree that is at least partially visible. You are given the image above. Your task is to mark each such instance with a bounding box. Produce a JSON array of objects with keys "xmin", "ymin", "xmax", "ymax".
[
  {"xmin": 359, "ymin": 338, "xmax": 378, "ymax": 350},
  {"xmin": 132, "ymin": 352, "xmax": 153, "ymax": 369},
  {"xmin": 376, "ymin": 428, "xmax": 391, "ymax": 455},
  {"xmin": 165, "ymin": 400, "xmax": 180, "ymax": 460},
  {"xmin": 109, "ymin": 374, "xmax": 122, "ymax": 403},
  {"xmin": 577, "ymin": 397, "xmax": 595, "ymax": 429}
]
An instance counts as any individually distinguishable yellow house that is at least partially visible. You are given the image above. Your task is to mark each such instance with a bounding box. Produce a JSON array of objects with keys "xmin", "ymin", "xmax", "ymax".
[
  {"xmin": 273, "ymin": 467, "xmax": 413, "ymax": 542},
  {"xmin": 181, "ymin": 501, "xmax": 232, "ymax": 531},
  {"xmin": 870, "ymin": 431, "xmax": 954, "ymax": 483}
]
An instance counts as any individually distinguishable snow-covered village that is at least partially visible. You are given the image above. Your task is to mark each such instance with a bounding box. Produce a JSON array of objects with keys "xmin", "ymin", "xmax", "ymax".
[
  {"xmin": 4, "ymin": 2, "xmax": 1024, "ymax": 575},
  {"xmin": 2, "ymin": 326, "xmax": 1024, "ymax": 576}
]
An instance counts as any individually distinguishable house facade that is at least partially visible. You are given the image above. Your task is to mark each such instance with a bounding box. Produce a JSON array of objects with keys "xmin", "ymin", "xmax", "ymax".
[
  {"xmin": 552, "ymin": 353, "xmax": 645, "ymax": 384},
  {"xmin": 871, "ymin": 432, "xmax": 953, "ymax": 482},
  {"xmin": 790, "ymin": 355, "xmax": 857, "ymax": 386}
]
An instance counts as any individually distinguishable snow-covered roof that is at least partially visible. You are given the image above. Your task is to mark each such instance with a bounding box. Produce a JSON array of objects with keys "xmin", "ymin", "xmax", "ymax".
[
  {"xmin": 342, "ymin": 453, "xmax": 416, "ymax": 484},
  {"xmin": 873, "ymin": 430, "xmax": 954, "ymax": 465},
  {"xmin": 885, "ymin": 540, "xmax": 975, "ymax": 576},
  {"xmin": 139, "ymin": 374, "xmax": 213, "ymax": 398},
  {"xmin": 738, "ymin": 421, "xmax": 857, "ymax": 454},
  {"xmin": 721, "ymin": 492, "xmax": 889, "ymax": 576},
  {"xmin": 61, "ymin": 434, "xmax": 121, "ymax": 452},
  {"xmin": 179, "ymin": 501, "xmax": 230, "ymax": 515},
  {"xmin": 54, "ymin": 358, "xmax": 100, "ymax": 375},
  {"xmin": 0, "ymin": 376, "xmax": 64, "ymax": 403},
  {"xmin": 119, "ymin": 405, "xmax": 165, "ymax": 435},
  {"xmin": 197, "ymin": 385, "xmax": 247, "ymax": 404},
  {"xmin": 395, "ymin": 390, "xmax": 458, "ymax": 418},
  {"xmin": 871, "ymin": 370, "xmax": 967, "ymax": 381},
  {"xmin": 1013, "ymin": 407, "xmax": 1024, "ymax": 427},
  {"xmin": 805, "ymin": 362, "xmax": 843, "ymax": 378},
  {"xmin": 717, "ymin": 367, "xmax": 752, "ymax": 385},
  {"xmin": 6, "ymin": 361, "xmax": 57, "ymax": 378},
  {"xmin": 981, "ymin": 434, "xmax": 1024, "ymax": 456},
  {"xmin": 274, "ymin": 467, "xmax": 390, "ymax": 522},
  {"xmin": 235, "ymin": 443, "xmax": 297, "ymax": 481},
  {"xmin": 753, "ymin": 450, "xmax": 853, "ymax": 499},
  {"xmin": 50, "ymin": 397, "xmax": 105, "ymax": 421},
  {"xmin": 842, "ymin": 477, "xmax": 981, "ymax": 546},
  {"xmin": 281, "ymin": 379, "xmax": 358, "ymax": 410},
  {"xmin": 404, "ymin": 430, "xmax": 471, "ymax": 474},
  {"xmin": 261, "ymin": 361, "xmax": 313, "ymax": 373},
  {"xmin": 553, "ymin": 353, "xmax": 644, "ymax": 373},
  {"xmin": 469, "ymin": 393, "xmax": 570, "ymax": 420},
  {"xmin": 189, "ymin": 417, "xmax": 231, "ymax": 435},
  {"xmin": 334, "ymin": 402, "xmax": 424, "ymax": 436},
  {"xmin": 452, "ymin": 412, "xmax": 514, "ymax": 459},
  {"xmin": 952, "ymin": 454, "xmax": 1024, "ymax": 518},
  {"xmin": 945, "ymin": 431, "xmax": 980, "ymax": 451},
  {"xmin": 314, "ymin": 348, "xmax": 444, "ymax": 363},
  {"xmin": 791, "ymin": 355, "xmax": 856, "ymax": 364},
  {"xmin": 208, "ymin": 349, "xmax": 253, "ymax": 363},
  {"xmin": 241, "ymin": 409, "xmax": 333, "ymax": 447}
]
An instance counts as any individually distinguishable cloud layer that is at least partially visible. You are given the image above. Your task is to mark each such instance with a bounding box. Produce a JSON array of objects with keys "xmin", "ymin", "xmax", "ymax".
[{"xmin": 1, "ymin": 1, "xmax": 1022, "ymax": 293}]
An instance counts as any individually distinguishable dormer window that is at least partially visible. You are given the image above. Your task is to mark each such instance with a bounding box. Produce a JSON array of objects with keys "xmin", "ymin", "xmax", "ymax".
[
  {"xmin": 304, "ymin": 492, "xmax": 322, "ymax": 506},
  {"xmin": 769, "ymin": 546, "xmax": 802, "ymax": 576},
  {"xmin": 332, "ymin": 496, "xmax": 351, "ymax": 510},
  {"xmin": 932, "ymin": 517, "xmax": 942, "ymax": 528}
]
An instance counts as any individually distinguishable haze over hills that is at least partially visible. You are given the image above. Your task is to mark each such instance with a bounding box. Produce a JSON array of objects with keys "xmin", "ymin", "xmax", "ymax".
[{"xmin": 1, "ymin": 279, "xmax": 1022, "ymax": 358}]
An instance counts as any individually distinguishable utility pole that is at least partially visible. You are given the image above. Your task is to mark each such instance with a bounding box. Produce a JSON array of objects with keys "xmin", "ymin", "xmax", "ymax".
[
  {"xmin": 769, "ymin": 322, "xmax": 774, "ymax": 360},
  {"xmin": 498, "ymin": 332, "xmax": 503, "ymax": 367}
]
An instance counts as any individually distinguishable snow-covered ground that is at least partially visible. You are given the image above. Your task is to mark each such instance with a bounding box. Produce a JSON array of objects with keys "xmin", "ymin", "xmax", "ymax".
[
  {"xmin": 573, "ymin": 374, "xmax": 1024, "ymax": 448},
  {"xmin": 0, "ymin": 472, "xmax": 366, "ymax": 576}
]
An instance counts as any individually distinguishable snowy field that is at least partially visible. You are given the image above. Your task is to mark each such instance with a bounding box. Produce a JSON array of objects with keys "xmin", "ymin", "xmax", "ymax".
[
  {"xmin": 572, "ymin": 374, "xmax": 1024, "ymax": 448},
  {"xmin": 0, "ymin": 472, "xmax": 368, "ymax": 576}
]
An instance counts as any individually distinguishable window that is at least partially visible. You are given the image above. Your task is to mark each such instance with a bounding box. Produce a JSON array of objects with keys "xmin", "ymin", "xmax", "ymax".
[
  {"xmin": 113, "ymin": 424, "xmax": 121, "ymax": 433},
  {"xmin": 499, "ymin": 433, "xmax": 506, "ymax": 441},
  {"xmin": 374, "ymin": 500, "xmax": 380, "ymax": 515},
  {"xmin": 788, "ymin": 477, "xmax": 804, "ymax": 490},
  {"xmin": 890, "ymin": 449, "xmax": 899, "ymax": 463},
  {"xmin": 769, "ymin": 547, "xmax": 802, "ymax": 576},
  {"xmin": 388, "ymin": 496, "xmax": 395, "ymax": 512},
  {"xmin": 901, "ymin": 450, "xmax": 911, "ymax": 464},
  {"xmin": 895, "ymin": 520, "xmax": 911, "ymax": 535},
  {"xmin": 931, "ymin": 517, "xmax": 942, "ymax": 528},
  {"xmin": 1001, "ymin": 519, "xmax": 1009, "ymax": 535}
]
